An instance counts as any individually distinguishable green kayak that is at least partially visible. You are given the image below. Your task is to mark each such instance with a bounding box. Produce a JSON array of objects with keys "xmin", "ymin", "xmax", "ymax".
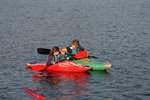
[{"xmin": 74, "ymin": 58, "xmax": 112, "ymax": 71}]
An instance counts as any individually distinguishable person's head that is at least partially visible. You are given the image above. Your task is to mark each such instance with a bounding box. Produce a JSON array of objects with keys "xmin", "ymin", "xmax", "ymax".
[
  {"xmin": 60, "ymin": 47, "xmax": 68, "ymax": 55},
  {"xmin": 71, "ymin": 39, "xmax": 80, "ymax": 49},
  {"xmin": 49, "ymin": 46, "xmax": 60, "ymax": 56}
]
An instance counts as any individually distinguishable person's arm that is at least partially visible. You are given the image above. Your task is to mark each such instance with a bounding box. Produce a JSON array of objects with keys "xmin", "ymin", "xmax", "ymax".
[{"xmin": 46, "ymin": 55, "xmax": 52, "ymax": 66}]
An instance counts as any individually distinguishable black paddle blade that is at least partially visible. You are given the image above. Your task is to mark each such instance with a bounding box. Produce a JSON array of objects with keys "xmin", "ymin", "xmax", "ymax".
[
  {"xmin": 37, "ymin": 48, "xmax": 51, "ymax": 55},
  {"xmin": 88, "ymin": 56, "xmax": 99, "ymax": 59}
]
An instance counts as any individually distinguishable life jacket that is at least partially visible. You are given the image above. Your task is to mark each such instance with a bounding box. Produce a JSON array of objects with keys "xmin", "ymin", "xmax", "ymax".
[
  {"xmin": 52, "ymin": 55, "xmax": 61, "ymax": 63},
  {"xmin": 59, "ymin": 54, "xmax": 67, "ymax": 61},
  {"xmin": 68, "ymin": 46, "xmax": 84, "ymax": 55},
  {"xmin": 47, "ymin": 54, "xmax": 61, "ymax": 65}
]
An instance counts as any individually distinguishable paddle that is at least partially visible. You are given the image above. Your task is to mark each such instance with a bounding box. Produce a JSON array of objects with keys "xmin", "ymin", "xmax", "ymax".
[
  {"xmin": 88, "ymin": 56, "xmax": 99, "ymax": 59},
  {"xmin": 37, "ymin": 48, "xmax": 50, "ymax": 55},
  {"xmin": 37, "ymin": 48, "xmax": 99, "ymax": 59}
]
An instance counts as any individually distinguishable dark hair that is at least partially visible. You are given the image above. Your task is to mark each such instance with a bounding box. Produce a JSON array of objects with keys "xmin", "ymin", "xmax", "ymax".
[
  {"xmin": 71, "ymin": 39, "xmax": 80, "ymax": 48},
  {"xmin": 49, "ymin": 46, "xmax": 60, "ymax": 56}
]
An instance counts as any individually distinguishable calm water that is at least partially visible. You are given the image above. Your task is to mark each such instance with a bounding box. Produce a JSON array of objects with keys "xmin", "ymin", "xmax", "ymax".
[{"xmin": 0, "ymin": 0, "xmax": 150, "ymax": 100}]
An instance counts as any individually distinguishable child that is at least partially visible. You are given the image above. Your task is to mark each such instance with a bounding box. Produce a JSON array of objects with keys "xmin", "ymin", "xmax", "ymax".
[
  {"xmin": 60, "ymin": 47, "xmax": 68, "ymax": 61},
  {"xmin": 60, "ymin": 47, "xmax": 74, "ymax": 60},
  {"xmin": 46, "ymin": 46, "xmax": 61, "ymax": 66},
  {"xmin": 68, "ymin": 39, "xmax": 84, "ymax": 55}
]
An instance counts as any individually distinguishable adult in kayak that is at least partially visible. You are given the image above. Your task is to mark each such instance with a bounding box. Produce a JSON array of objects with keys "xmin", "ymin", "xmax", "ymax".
[
  {"xmin": 68, "ymin": 39, "xmax": 84, "ymax": 55},
  {"xmin": 59, "ymin": 39, "xmax": 89, "ymax": 60}
]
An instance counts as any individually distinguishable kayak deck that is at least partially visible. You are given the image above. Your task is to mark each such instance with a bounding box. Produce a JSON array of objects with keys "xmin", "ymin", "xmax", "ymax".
[
  {"xmin": 47, "ymin": 61, "xmax": 91, "ymax": 72},
  {"xmin": 26, "ymin": 61, "xmax": 91, "ymax": 72},
  {"xmin": 74, "ymin": 58, "xmax": 112, "ymax": 70}
]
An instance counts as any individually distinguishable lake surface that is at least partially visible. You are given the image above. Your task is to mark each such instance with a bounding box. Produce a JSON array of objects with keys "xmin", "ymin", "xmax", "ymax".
[{"xmin": 0, "ymin": 0, "xmax": 150, "ymax": 100}]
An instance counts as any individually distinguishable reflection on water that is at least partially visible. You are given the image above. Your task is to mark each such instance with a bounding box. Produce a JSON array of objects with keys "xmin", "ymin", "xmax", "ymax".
[
  {"xmin": 23, "ymin": 87, "xmax": 46, "ymax": 100},
  {"xmin": 89, "ymin": 70, "xmax": 110, "ymax": 79},
  {"xmin": 46, "ymin": 72, "xmax": 91, "ymax": 86},
  {"xmin": 24, "ymin": 72, "xmax": 94, "ymax": 100},
  {"xmin": 47, "ymin": 72, "xmax": 91, "ymax": 100}
]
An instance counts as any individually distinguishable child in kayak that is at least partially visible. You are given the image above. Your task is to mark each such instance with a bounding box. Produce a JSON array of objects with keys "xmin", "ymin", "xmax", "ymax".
[
  {"xmin": 68, "ymin": 39, "xmax": 84, "ymax": 55},
  {"xmin": 60, "ymin": 47, "xmax": 68, "ymax": 60},
  {"xmin": 46, "ymin": 47, "xmax": 71, "ymax": 65},
  {"xmin": 46, "ymin": 46, "xmax": 61, "ymax": 65},
  {"xmin": 60, "ymin": 47, "xmax": 74, "ymax": 59}
]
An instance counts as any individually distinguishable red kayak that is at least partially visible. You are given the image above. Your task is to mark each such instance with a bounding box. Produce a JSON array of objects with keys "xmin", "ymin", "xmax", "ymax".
[
  {"xmin": 47, "ymin": 61, "xmax": 91, "ymax": 72},
  {"xmin": 74, "ymin": 50, "xmax": 89, "ymax": 59},
  {"xmin": 26, "ymin": 61, "xmax": 91, "ymax": 72},
  {"xmin": 26, "ymin": 63, "xmax": 47, "ymax": 72}
]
